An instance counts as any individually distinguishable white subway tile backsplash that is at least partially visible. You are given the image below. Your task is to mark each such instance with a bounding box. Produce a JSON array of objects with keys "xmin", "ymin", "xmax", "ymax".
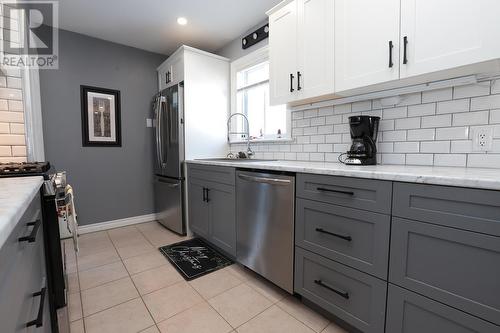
[
  {"xmin": 382, "ymin": 130, "xmax": 407, "ymax": 142},
  {"xmin": 0, "ymin": 122, "xmax": 9, "ymax": 134},
  {"xmin": 492, "ymin": 80, "xmax": 500, "ymax": 95},
  {"xmin": 318, "ymin": 106, "xmax": 334, "ymax": 116},
  {"xmin": 232, "ymin": 83, "xmax": 500, "ymax": 168},
  {"xmin": 407, "ymin": 128, "xmax": 435, "ymax": 141},
  {"xmin": 421, "ymin": 114, "xmax": 452, "ymax": 128},
  {"xmin": 435, "ymin": 127, "xmax": 469, "ymax": 140},
  {"xmin": 436, "ymin": 99, "xmax": 469, "ymax": 114},
  {"xmin": 452, "ymin": 110, "xmax": 489, "ymax": 126},
  {"xmin": 453, "ymin": 83, "xmax": 490, "ymax": 99},
  {"xmin": 395, "ymin": 117, "xmax": 420, "ymax": 130},
  {"xmin": 422, "ymin": 88, "xmax": 452, "ymax": 103},
  {"xmin": 352, "ymin": 100, "xmax": 372, "ymax": 112},
  {"xmin": 434, "ymin": 154, "xmax": 467, "ymax": 167},
  {"xmin": 0, "ymin": 99, "xmax": 8, "ymax": 110},
  {"xmin": 467, "ymin": 154, "xmax": 500, "ymax": 168},
  {"xmin": 382, "ymin": 106, "xmax": 407, "ymax": 119},
  {"xmin": 406, "ymin": 154, "xmax": 434, "ymax": 166},
  {"xmin": 334, "ymin": 104, "xmax": 351, "ymax": 114},
  {"xmin": 382, "ymin": 154, "xmax": 406, "ymax": 165},
  {"xmin": 309, "ymin": 152, "xmax": 325, "ymax": 161},
  {"xmin": 489, "ymin": 109, "xmax": 500, "ymax": 124},
  {"xmin": 311, "ymin": 117, "xmax": 325, "ymax": 126},
  {"xmin": 470, "ymin": 94, "xmax": 500, "ymax": 111},
  {"xmin": 394, "ymin": 141, "xmax": 420, "ymax": 153},
  {"xmin": 408, "ymin": 103, "xmax": 435, "ymax": 117},
  {"xmin": 421, "ymin": 141, "xmax": 450, "ymax": 153}
]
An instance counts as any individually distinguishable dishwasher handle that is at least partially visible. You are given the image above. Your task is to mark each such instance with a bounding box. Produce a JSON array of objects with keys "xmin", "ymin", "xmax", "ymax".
[{"xmin": 238, "ymin": 173, "xmax": 291, "ymax": 185}]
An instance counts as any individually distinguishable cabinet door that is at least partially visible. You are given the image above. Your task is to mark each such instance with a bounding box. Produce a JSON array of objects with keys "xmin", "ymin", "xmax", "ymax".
[
  {"xmin": 188, "ymin": 179, "xmax": 209, "ymax": 238},
  {"xmin": 207, "ymin": 183, "xmax": 236, "ymax": 256},
  {"xmin": 335, "ymin": 0, "xmax": 400, "ymax": 92},
  {"xmin": 269, "ymin": 1, "xmax": 298, "ymax": 105},
  {"xmin": 168, "ymin": 54, "xmax": 184, "ymax": 87},
  {"xmin": 158, "ymin": 62, "xmax": 171, "ymax": 91},
  {"xmin": 297, "ymin": 0, "xmax": 334, "ymax": 99},
  {"xmin": 400, "ymin": 0, "xmax": 500, "ymax": 78}
]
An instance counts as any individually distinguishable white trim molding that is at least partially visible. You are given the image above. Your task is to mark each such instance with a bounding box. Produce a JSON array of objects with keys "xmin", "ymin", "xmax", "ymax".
[{"xmin": 78, "ymin": 213, "xmax": 158, "ymax": 234}]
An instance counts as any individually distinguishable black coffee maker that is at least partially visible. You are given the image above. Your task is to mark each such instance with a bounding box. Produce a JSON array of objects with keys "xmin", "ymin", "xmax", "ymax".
[{"xmin": 344, "ymin": 116, "xmax": 380, "ymax": 165}]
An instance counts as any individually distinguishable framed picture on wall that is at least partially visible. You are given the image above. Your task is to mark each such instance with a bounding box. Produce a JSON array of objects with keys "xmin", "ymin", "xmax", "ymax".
[{"xmin": 80, "ymin": 85, "xmax": 121, "ymax": 147}]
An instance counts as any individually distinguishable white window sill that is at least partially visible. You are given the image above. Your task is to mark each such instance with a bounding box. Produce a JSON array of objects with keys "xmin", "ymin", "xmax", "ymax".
[{"xmin": 229, "ymin": 137, "xmax": 294, "ymax": 144}]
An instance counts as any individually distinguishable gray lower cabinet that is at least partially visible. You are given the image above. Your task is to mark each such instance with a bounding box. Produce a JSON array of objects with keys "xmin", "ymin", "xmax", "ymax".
[
  {"xmin": 393, "ymin": 182, "xmax": 500, "ymax": 237},
  {"xmin": 295, "ymin": 247, "xmax": 387, "ymax": 333},
  {"xmin": 390, "ymin": 217, "xmax": 500, "ymax": 326},
  {"xmin": 386, "ymin": 284, "xmax": 499, "ymax": 333},
  {"xmin": 296, "ymin": 173, "xmax": 392, "ymax": 214},
  {"xmin": 0, "ymin": 192, "xmax": 50, "ymax": 332},
  {"xmin": 187, "ymin": 165, "xmax": 236, "ymax": 257},
  {"xmin": 295, "ymin": 198, "xmax": 390, "ymax": 279}
]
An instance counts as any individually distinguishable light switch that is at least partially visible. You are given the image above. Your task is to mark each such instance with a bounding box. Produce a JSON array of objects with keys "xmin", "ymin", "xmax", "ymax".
[{"xmin": 146, "ymin": 118, "xmax": 153, "ymax": 127}]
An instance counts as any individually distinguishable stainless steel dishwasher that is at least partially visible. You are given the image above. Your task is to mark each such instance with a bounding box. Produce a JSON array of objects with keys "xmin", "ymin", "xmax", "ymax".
[{"xmin": 236, "ymin": 170, "xmax": 295, "ymax": 293}]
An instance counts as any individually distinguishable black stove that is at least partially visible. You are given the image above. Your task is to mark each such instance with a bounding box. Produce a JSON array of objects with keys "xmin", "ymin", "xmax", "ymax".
[{"xmin": 0, "ymin": 161, "xmax": 51, "ymax": 177}]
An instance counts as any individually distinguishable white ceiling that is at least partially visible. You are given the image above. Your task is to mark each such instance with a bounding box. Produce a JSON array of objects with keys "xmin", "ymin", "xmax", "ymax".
[{"xmin": 57, "ymin": 0, "xmax": 282, "ymax": 55}]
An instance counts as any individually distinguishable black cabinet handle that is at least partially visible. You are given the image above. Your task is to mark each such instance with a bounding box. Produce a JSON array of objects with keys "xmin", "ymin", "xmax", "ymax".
[
  {"xmin": 290, "ymin": 73, "xmax": 295, "ymax": 92},
  {"xmin": 403, "ymin": 36, "xmax": 408, "ymax": 64},
  {"xmin": 316, "ymin": 187, "xmax": 354, "ymax": 196},
  {"xmin": 202, "ymin": 187, "xmax": 206, "ymax": 202},
  {"xmin": 388, "ymin": 41, "xmax": 394, "ymax": 68},
  {"xmin": 166, "ymin": 72, "xmax": 169, "ymax": 84},
  {"xmin": 297, "ymin": 71, "xmax": 302, "ymax": 91},
  {"xmin": 314, "ymin": 280, "xmax": 349, "ymax": 299},
  {"xmin": 205, "ymin": 188, "xmax": 210, "ymax": 203},
  {"xmin": 316, "ymin": 228, "xmax": 352, "ymax": 242},
  {"xmin": 26, "ymin": 287, "xmax": 46, "ymax": 328},
  {"xmin": 18, "ymin": 219, "xmax": 41, "ymax": 243}
]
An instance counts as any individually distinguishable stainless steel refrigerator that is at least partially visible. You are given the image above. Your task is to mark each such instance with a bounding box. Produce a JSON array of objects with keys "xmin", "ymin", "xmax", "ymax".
[{"xmin": 153, "ymin": 83, "xmax": 186, "ymax": 235}]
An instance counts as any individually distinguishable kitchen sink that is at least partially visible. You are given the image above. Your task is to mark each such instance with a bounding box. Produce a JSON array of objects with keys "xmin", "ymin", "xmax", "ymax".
[{"xmin": 196, "ymin": 158, "xmax": 277, "ymax": 162}]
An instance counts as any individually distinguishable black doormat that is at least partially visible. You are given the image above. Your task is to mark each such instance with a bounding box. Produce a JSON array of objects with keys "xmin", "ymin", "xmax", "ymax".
[{"xmin": 159, "ymin": 238, "xmax": 232, "ymax": 280}]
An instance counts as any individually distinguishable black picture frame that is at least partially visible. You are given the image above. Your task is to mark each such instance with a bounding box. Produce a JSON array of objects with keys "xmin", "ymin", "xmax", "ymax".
[{"xmin": 80, "ymin": 85, "xmax": 121, "ymax": 147}]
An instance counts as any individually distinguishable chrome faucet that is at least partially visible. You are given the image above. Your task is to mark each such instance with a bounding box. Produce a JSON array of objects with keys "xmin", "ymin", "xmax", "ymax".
[{"xmin": 227, "ymin": 112, "xmax": 254, "ymax": 158}]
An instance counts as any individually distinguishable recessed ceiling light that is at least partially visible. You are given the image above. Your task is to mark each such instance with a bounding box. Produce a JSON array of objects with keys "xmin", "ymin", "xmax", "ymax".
[{"xmin": 177, "ymin": 17, "xmax": 188, "ymax": 26}]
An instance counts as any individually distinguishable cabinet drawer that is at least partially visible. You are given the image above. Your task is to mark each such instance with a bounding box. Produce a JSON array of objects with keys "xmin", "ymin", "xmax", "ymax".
[
  {"xmin": 296, "ymin": 199, "xmax": 390, "ymax": 279},
  {"xmin": 386, "ymin": 284, "xmax": 499, "ymax": 333},
  {"xmin": 296, "ymin": 173, "xmax": 392, "ymax": 214},
  {"xmin": 295, "ymin": 247, "xmax": 387, "ymax": 333},
  {"xmin": 187, "ymin": 164, "xmax": 235, "ymax": 186},
  {"xmin": 390, "ymin": 217, "xmax": 500, "ymax": 325},
  {"xmin": 393, "ymin": 182, "xmax": 500, "ymax": 236}
]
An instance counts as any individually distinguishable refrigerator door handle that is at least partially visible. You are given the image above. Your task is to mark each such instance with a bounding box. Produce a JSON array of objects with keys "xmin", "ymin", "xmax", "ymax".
[
  {"xmin": 155, "ymin": 96, "xmax": 163, "ymax": 168},
  {"xmin": 160, "ymin": 96, "xmax": 167, "ymax": 167}
]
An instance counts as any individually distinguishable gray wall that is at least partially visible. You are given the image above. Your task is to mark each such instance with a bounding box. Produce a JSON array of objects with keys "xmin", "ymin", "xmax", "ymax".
[
  {"xmin": 216, "ymin": 19, "xmax": 269, "ymax": 60},
  {"xmin": 39, "ymin": 29, "xmax": 166, "ymax": 225}
]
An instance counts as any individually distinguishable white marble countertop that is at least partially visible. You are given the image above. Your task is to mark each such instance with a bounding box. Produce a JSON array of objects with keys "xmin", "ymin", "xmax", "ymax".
[
  {"xmin": 0, "ymin": 176, "xmax": 44, "ymax": 249},
  {"xmin": 187, "ymin": 159, "xmax": 500, "ymax": 191}
]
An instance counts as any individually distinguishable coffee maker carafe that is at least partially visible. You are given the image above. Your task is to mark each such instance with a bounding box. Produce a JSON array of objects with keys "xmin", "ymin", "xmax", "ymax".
[{"xmin": 343, "ymin": 116, "xmax": 380, "ymax": 165}]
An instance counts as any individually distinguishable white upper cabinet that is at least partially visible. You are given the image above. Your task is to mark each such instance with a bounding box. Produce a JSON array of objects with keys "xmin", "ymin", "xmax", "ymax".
[
  {"xmin": 158, "ymin": 50, "xmax": 184, "ymax": 91},
  {"xmin": 269, "ymin": 1, "xmax": 298, "ymax": 105},
  {"xmin": 400, "ymin": 0, "xmax": 500, "ymax": 78},
  {"xmin": 268, "ymin": 0, "xmax": 334, "ymax": 105},
  {"xmin": 297, "ymin": 0, "xmax": 335, "ymax": 100},
  {"xmin": 335, "ymin": 0, "xmax": 400, "ymax": 92}
]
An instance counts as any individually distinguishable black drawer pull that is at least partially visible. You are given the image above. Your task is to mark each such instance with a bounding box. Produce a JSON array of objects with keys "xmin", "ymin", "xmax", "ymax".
[
  {"xmin": 26, "ymin": 287, "xmax": 46, "ymax": 328},
  {"xmin": 388, "ymin": 40, "xmax": 394, "ymax": 68},
  {"xmin": 290, "ymin": 73, "xmax": 295, "ymax": 92},
  {"xmin": 314, "ymin": 279, "xmax": 349, "ymax": 299},
  {"xmin": 202, "ymin": 187, "xmax": 207, "ymax": 202},
  {"xmin": 316, "ymin": 187, "xmax": 354, "ymax": 196},
  {"xmin": 315, "ymin": 228, "xmax": 352, "ymax": 242},
  {"xmin": 205, "ymin": 188, "xmax": 210, "ymax": 202},
  {"xmin": 403, "ymin": 36, "xmax": 408, "ymax": 64},
  {"xmin": 18, "ymin": 219, "xmax": 41, "ymax": 243},
  {"xmin": 297, "ymin": 71, "xmax": 302, "ymax": 91}
]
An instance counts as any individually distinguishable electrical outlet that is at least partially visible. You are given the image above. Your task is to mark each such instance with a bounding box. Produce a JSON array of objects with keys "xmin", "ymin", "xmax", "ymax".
[
  {"xmin": 472, "ymin": 126, "xmax": 493, "ymax": 151},
  {"xmin": 146, "ymin": 118, "xmax": 153, "ymax": 128}
]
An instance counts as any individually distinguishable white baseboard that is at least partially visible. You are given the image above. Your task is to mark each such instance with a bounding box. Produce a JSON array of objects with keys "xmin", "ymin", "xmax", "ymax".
[{"xmin": 78, "ymin": 213, "xmax": 158, "ymax": 234}]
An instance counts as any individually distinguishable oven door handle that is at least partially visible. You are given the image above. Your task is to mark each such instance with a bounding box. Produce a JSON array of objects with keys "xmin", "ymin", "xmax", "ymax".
[{"xmin": 238, "ymin": 173, "xmax": 291, "ymax": 185}]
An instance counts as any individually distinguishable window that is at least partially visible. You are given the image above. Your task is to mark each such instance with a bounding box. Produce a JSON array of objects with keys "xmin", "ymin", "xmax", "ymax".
[{"xmin": 229, "ymin": 47, "xmax": 289, "ymax": 142}]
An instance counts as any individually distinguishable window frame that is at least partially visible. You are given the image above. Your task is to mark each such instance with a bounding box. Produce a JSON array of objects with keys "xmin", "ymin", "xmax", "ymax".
[{"xmin": 229, "ymin": 46, "xmax": 291, "ymax": 144}]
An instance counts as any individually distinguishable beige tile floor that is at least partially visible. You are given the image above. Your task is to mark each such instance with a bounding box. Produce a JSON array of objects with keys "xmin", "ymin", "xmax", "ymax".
[{"xmin": 66, "ymin": 221, "xmax": 349, "ymax": 333}]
